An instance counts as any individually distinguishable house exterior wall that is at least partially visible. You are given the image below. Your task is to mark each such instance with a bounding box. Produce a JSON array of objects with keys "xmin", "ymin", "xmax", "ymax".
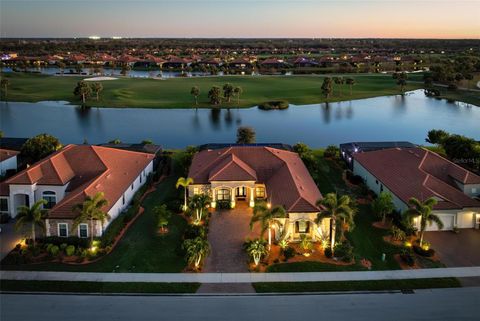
[
  {"xmin": 0, "ymin": 156, "xmax": 17, "ymax": 176},
  {"xmin": 46, "ymin": 218, "xmax": 101, "ymax": 238}
]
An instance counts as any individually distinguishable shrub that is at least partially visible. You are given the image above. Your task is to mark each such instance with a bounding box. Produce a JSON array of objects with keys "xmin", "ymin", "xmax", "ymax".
[
  {"xmin": 60, "ymin": 243, "xmax": 68, "ymax": 250},
  {"xmin": 183, "ymin": 225, "xmax": 205, "ymax": 240},
  {"xmin": 41, "ymin": 236, "xmax": 90, "ymax": 249},
  {"xmin": 334, "ymin": 241, "xmax": 354, "ymax": 262},
  {"xmin": 258, "ymin": 100, "xmax": 289, "ymax": 110},
  {"xmin": 400, "ymin": 249, "xmax": 415, "ymax": 266},
  {"xmin": 324, "ymin": 247, "xmax": 333, "ymax": 258},
  {"xmin": 49, "ymin": 245, "xmax": 60, "ymax": 257},
  {"xmin": 65, "ymin": 245, "xmax": 75, "ymax": 256},
  {"xmin": 216, "ymin": 200, "xmax": 231, "ymax": 210},
  {"xmin": 413, "ymin": 245, "xmax": 435, "ymax": 257},
  {"xmin": 282, "ymin": 246, "xmax": 295, "ymax": 261},
  {"xmin": 324, "ymin": 145, "xmax": 339, "ymax": 158},
  {"xmin": 390, "ymin": 226, "xmax": 407, "ymax": 241}
]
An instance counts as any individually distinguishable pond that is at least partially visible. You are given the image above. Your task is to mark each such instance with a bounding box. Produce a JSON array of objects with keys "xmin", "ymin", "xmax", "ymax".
[{"xmin": 1, "ymin": 90, "xmax": 479, "ymax": 148}]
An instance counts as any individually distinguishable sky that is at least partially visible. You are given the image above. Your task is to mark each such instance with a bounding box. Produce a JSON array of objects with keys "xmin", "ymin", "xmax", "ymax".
[{"xmin": 1, "ymin": 0, "xmax": 479, "ymax": 39}]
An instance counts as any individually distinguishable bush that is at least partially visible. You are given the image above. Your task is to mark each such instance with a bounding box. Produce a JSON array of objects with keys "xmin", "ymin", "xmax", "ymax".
[
  {"xmin": 324, "ymin": 145, "xmax": 339, "ymax": 158},
  {"xmin": 413, "ymin": 245, "xmax": 435, "ymax": 257},
  {"xmin": 400, "ymin": 249, "xmax": 415, "ymax": 266},
  {"xmin": 258, "ymin": 100, "xmax": 289, "ymax": 110},
  {"xmin": 49, "ymin": 245, "xmax": 60, "ymax": 257},
  {"xmin": 41, "ymin": 236, "xmax": 90, "ymax": 249},
  {"xmin": 216, "ymin": 200, "xmax": 231, "ymax": 210},
  {"xmin": 282, "ymin": 246, "xmax": 296, "ymax": 261},
  {"xmin": 334, "ymin": 241, "xmax": 354, "ymax": 262},
  {"xmin": 346, "ymin": 171, "xmax": 363, "ymax": 185},
  {"xmin": 390, "ymin": 226, "xmax": 407, "ymax": 241},
  {"xmin": 60, "ymin": 243, "xmax": 68, "ymax": 250},
  {"xmin": 65, "ymin": 245, "xmax": 75, "ymax": 256},
  {"xmin": 324, "ymin": 247, "xmax": 333, "ymax": 258},
  {"xmin": 183, "ymin": 225, "xmax": 205, "ymax": 240}
]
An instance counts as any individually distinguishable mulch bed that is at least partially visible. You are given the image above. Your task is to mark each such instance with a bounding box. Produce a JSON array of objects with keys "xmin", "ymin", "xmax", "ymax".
[{"xmin": 372, "ymin": 221, "xmax": 392, "ymax": 230}]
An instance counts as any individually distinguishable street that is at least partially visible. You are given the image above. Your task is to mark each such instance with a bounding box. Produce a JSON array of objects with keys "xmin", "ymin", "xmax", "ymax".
[{"xmin": 1, "ymin": 287, "xmax": 479, "ymax": 321}]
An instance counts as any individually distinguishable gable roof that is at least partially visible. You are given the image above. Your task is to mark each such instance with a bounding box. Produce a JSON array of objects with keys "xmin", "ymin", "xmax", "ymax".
[
  {"xmin": 4, "ymin": 145, "xmax": 154, "ymax": 219},
  {"xmin": 189, "ymin": 146, "xmax": 322, "ymax": 213},
  {"xmin": 0, "ymin": 149, "xmax": 19, "ymax": 162},
  {"xmin": 354, "ymin": 147, "xmax": 480, "ymax": 210}
]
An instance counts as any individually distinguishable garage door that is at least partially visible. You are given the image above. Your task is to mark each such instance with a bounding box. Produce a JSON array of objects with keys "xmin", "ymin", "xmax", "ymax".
[{"xmin": 426, "ymin": 214, "xmax": 455, "ymax": 231}]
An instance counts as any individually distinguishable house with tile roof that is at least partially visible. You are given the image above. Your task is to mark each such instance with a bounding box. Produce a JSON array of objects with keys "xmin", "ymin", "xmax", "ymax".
[
  {"xmin": 0, "ymin": 145, "xmax": 154, "ymax": 238},
  {"xmin": 188, "ymin": 146, "xmax": 330, "ymax": 242},
  {"xmin": 353, "ymin": 147, "xmax": 480, "ymax": 231},
  {"xmin": 0, "ymin": 149, "xmax": 19, "ymax": 177}
]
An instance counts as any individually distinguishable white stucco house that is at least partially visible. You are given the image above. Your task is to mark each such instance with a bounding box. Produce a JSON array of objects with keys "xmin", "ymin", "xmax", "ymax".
[
  {"xmin": 352, "ymin": 147, "xmax": 480, "ymax": 231},
  {"xmin": 0, "ymin": 144, "xmax": 154, "ymax": 238},
  {"xmin": 188, "ymin": 146, "xmax": 331, "ymax": 242}
]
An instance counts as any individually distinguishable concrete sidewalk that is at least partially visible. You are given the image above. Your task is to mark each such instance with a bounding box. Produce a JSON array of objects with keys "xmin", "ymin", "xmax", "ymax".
[{"xmin": 2, "ymin": 267, "xmax": 480, "ymax": 283}]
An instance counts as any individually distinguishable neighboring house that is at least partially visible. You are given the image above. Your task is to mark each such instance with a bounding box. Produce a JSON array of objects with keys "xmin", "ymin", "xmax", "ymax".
[
  {"xmin": 188, "ymin": 146, "xmax": 330, "ymax": 242},
  {"xmin": 353, "ymin": 147, "xmax": 480, "ymax": 231},
  {"xmin": 340, "ymin": 141, "xmax": 416, "ymax": 169},
  {"xmin": 0, "ymin": 145, "xmax": 154, "ymax": 238},
  {"xmin": 98, "ymin": 143, "xmax": 162, "ymax": 167},
  {"xmin": 0, "ymin": 149, "xmax": 19, "ymax": 177},
  {"xmin": 0, "ymin": 137, "xmax": 29, "ymax": 151}
]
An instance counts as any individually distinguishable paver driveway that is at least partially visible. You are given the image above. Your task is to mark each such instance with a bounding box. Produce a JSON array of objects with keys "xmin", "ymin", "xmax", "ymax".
[
  {"xmin": 202, "ymin": 203, "xmax": 260, "ymax": 273},
  {"xmin": 425, "ymin": 229, "xmax": 480, "ymax": 267}
]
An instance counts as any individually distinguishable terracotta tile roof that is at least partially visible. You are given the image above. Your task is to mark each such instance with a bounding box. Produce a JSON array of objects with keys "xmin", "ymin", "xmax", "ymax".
[
  {"xmin": 0, "ymin": 149, "xmax": 19, "ymax": 162},
  {"xmin": 354, "ymin": 148, "xmax": 480, "ymax": 210},
  {"xmin": 5, "ymin": 145, "xmax": 154, "ymax": 219},
  {"xmin": 189, "ymin": 147, "xmax": 322, "ymax": 213}
]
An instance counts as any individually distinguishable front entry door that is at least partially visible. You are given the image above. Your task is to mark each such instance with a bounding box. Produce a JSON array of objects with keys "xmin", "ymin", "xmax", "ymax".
[{"xmin": 235, "ymin": 187, "xmax": 247, "ymax": 199}]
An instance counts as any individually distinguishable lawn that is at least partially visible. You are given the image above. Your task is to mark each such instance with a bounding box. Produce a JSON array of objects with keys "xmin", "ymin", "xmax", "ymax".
[
  {"xmin": 0, "ymin": 280, "xmax": 200, "ymax": 293},
  {"xmin": 1, "ymin": 155, "xmax": 188, "ymax": 273},
  {"xmin": 0, "ymin": 72, "xmax": 426, "ymax": 108},
  {"xmin": 253, "ymin": 278, "xmax": 461, "ymax": 293}
]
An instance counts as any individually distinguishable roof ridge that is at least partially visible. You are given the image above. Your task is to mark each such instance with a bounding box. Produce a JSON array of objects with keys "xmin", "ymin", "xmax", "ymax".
[
  {"xmin": 92, "ymin": 145, "xmax": 156, "ymax": 158},
  {"xmin": 423, "ymin": 147, "xmax": 477, "ymax": 183},
  {"xmin": 422, "ymin": 175, "xmax": 461, "ymax": 207}
]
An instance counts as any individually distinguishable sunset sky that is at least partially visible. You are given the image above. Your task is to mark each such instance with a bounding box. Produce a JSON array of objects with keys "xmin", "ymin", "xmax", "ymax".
[{"xmin": 1, "ymin": 0, "xmax": 479, "ymax": 39}]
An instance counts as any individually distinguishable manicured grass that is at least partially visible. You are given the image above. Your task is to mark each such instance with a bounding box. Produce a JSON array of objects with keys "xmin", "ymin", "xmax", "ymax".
[
  {"xmin": 0, "ymin": 72, "xmax": 425, "ymax": 108},
  {"xmin": 253, "ymin": 278, "xmax": 461, "ymax": 293},
  {"xmin": 1, "ymin": 158, "xmax": 187, "ymax": 272},
  {"xmin": 0, "ymin": 280, "xmax": 199, "ymax": 293},
  {"xmin": 434, "ymin": 87, "xmax": 480, "ymax": 106}
]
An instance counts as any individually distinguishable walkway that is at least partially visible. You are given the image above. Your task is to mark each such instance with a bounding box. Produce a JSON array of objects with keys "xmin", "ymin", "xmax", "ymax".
[{"xmin": 2, "ymin": 267, "xmax": 480, "ymax": 283}]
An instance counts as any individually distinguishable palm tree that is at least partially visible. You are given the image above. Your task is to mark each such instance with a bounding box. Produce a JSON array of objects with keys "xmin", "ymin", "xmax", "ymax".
[
  {"xmin": 183, "ymin": 236, "xmax": 210, "ymax": 268},
  {"xmin": 371, "ymin": 191, "xmax": 395, "ymax": 224},
  {"xmin": 346, "ymin": 78, "xmax": 355, "ymax": 95},
  {"xmin": 233, "ymin": 86, "xmax": 243, "ymax": 104},
  {"xmin": 404, "ymin": 197, "xmax": 443, "ymax": 246},
  {"xmin": 333, "ymin": 76, "xmax": 344, "ymax": 96},
  {"xmin": 315, "ymin": 193, "xmax": 356, "ymax": 253},
  {"xmin": 393, "ymin": 72, "xmax": 408, "ymax": 93},
  {"xmin": 1, "ymin": 78, "xmax": 10, "ymax": 100},
  {"xmin": 92, "ymin": 82, "xmax": 103, "ymax": 101},
  {"xmin": 223, "ymin": 83, "xmax": 234, "ymax": 102},
  {"xmin": 176, "ymin": 177, "xmax": 194, "ymax": 211},
  {"xmin": 190, "ymin": 86, "xmax": 200, "ymax": 105},
  {"xmin": 250, "ymin": 201, "xmax": 286, "ymax": 247},
  {"xmin": 188, "ymin": 194, "xmax": 211, "ymax": 225},
  {"xmin": 321, "ymin": 77, "xmax": 333, "ymax": 100},
  {"xmin": 246, "ymin": 239, "xmax": 268, "ymax": 266},
  {"xmin": 72, "ymin": 192, "xmax": 110, "ymax": 245},
  {"xmin": 15, "ymin": 199, "xmax": 48, "ymax": 247},
  {"xmin": 73, "ymin": 81, "xmax": 92, "ymax": 103},
  {"xmin": 208, "ymin": 86, "xmax": 222, "ymax": 105}
]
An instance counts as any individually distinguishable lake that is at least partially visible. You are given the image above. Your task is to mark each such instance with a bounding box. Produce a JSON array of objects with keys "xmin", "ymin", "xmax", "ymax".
[{"xmin": 1, "ymin": 90, "xmax": 478, "ymax": 148}]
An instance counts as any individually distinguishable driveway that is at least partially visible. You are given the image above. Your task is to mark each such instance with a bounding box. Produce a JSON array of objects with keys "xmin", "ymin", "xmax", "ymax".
[{"xmin": 425, "ymin": 229, "xmax": 480, "ymax": 267}]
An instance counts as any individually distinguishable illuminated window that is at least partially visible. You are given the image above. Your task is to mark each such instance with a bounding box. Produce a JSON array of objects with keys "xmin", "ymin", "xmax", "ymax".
[
  {"xmin": 296, "ymin": 221, "xmax": 309, "ymax": 233},
  {"xmin": 193, "ymin": 187, "xmax": 200, "ymax": 195},
  {"xmin": 216, "ymin": 188, "xmax": 231, "ymax": 201},
  {"xmin": 256, "ymin": 187, "xmax": 265, "ymax": 198}
]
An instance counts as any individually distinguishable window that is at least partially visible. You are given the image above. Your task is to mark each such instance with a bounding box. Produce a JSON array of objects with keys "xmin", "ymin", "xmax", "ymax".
[
  {"xmin": 375, "ymin": 180, "xmax": 378, "ymax": 185},
  {"xmin": 78, "ymin": 224, "xmax": 88, "ymax": 238},
  {"xmin": 131, "ymin": 183, "xmax": 134, "ymax": 190},
  {"xmin": 472, "ymin": 187, "xmax": 477, "ymax": 194},
  {"xmin": 295, "ymin": 221, "xmax": 309, "ymax": 233},
  {"xmin": 0, "ymin": 198, "xmax": 8, "ymax": 212},
  {"xmin": 256, "ymin": 187, "xmax": 265, "ymax": 198},
  {"xmin": 140, "ymin": 174, "xmax": 142, "ymax": 184},
  {"xmin": 42, "ymin": 191, "xmax": 56, "ymax": 209},
  {"xmin": 216, "ymin": 188, "xmax": 230, "ymax": 201},
  {"xmin": 58, "ymin": 223, "xmax": 68, "ymax": 237},
  {"xmin": 122, "ymin": 194, "xmax": 126, "ymax": 205},
  {"xmin": 193, "ymin": 187, "xmax": 200, "ymax": 195}
]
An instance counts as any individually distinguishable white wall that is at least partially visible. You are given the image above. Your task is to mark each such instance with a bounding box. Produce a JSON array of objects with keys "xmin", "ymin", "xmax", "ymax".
[
  {"xmin": 8, "ymin": 183, "xmax": 69, "ymax": 217},
  {"xmin": 0, "ymin": 156, "xmax": 17, "ymax": 176}
]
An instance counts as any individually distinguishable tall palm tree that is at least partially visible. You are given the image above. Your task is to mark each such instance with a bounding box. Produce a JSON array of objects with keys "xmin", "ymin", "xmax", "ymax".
[
  {"xmin": 72, "ymin": 192, "xmax": 110, "ymax": 245},
  {"xmin": 321, "ymin": 77, "xmax": 333, "ymax": 100},
  {"xmin": 15, "ymin": 199, "xmax": 48, "ymax": 247},
  {"xmin": 371, "ymin": 191, "xmax": 395, "ymax": 224},
  {"xmin": 233, "ymin": 86, "xmax": 243, "ymax": 104},
  {"xmin": 315, "ymin": 193, "xmax": 356, "ymax": 253},
  {"xmin": 404, "ymin": 197, "xmax": 443, "ymax": 246},
  {"xmin": 190, "ymin": 86, "xmax": 200, "ymax": 105},
  {"xmin": 1, "ymin": 78, "xmax": 10, "ymax": 100},
  {"xmin": 188, "ymin": 194, "xmax": 211, "ymax": 225},
  {"xmin": 250, "ymin": 201, "xmax": 286, "ymax": 247},
  {"xmin": 73, "ymin": 81, "xmax": 92, "ymax": 103},
  {"xmin": 346, "ymin": 78, "xmax": 355, "ymax": 95},
  {"xmin": 183, "ymin": 236, "xmax": 210, "ymax": 268},
  {"xmin": 176, "ymin": 177, "xmax": 194, "ymax": 211},
  {"xmin": 92, "ymin": 82, "xmax": 103, "ymax": 101},
  {"xmin": 246, "ymin": 239, "xmax": 268, "ymax": 266}
]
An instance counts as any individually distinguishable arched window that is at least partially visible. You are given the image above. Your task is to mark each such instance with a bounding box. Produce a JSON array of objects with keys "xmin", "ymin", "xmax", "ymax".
[
  {"xmin": 216, "ymin": 188, "xmax": 231, "ymax": 201},
  {"xmin": 42, "ymin": 191, "xmax": 56, "ymax": 209}
]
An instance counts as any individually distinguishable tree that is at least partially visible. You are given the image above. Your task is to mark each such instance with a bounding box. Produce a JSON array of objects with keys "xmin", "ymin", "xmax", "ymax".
[
  {"xmin": 208, "ymin": 86, "xmax": 222, "ymax": 105},
  {"xmin": 321, "ymin": 77, "xmax": 333, "ymax": 100},
  {"xmin": 346, "ymin": 77, "xmax": 356, "ymax": 95},
  {"xmin": 236, "ymin": 126, "xmax": 256, "ymax": 144},
  {"xmin": 72, "ymin": 192, "xmax": 110, "ymax": 246},
  {"xmin": 190, "ymin": 86, "xmax": 200, "ymax": 105},
  {"xmin": 120, "ymin": 65, "xmax": 130, "ymax": 76},
  {"xmin": 426, "ymin": 129, "xmax": 450, "ymax": 145},
  {"xmin": 73, "ymin": 81, "xmax": 92, "ymax": 103},
  {"xmin": 333, "ymin": 76, "xmax": 344, "ymax": 96},
  {"xmin": 0, "ymin": 78, "xmax": 10, "ymax": 100},
  {"xmin": 188, "ymin": 193, "xmax": 211, "ymax": 225},
  {"xmin": 404, "ymin": 197, "xmax": 443, "ymax": 246},
  {"xmin": 154, "ymin": 204, "xmax": 171, "ymax": 233},
  {"xmin": 141, "ymin": 139, "xmax": 153, "ymax": 145},
  {"xmin": 315, "ymin": 193, "xmax": 356, "ymax": 253},
  {"xmin": 246, "ymin": 238, "xmax": 268, "ymax": 266},
  {"xmin": 75, "ymin": 63, "xmax": 84, "ymax": 74},
  {"xmin": 176, "ymin": 177, "xmax": 194, "ymax": 211},
  {"xmin": 223, "ymin": 83, "xmax": 234, "ymax": 102},
  {"xmin": 21, "ymin": 133, "xmax": 62, "ymax": 163},
  {"xmin": 56, "ymin": 61, "xmax": 66, "ymax": 74},
  {"xmin": 393, "ymin": 72, "xmax": 408, "ymax": 93},
  {"xmin": 15, "ymin": 199, "xmax": 47, "ymax": 247},
  {"xmin": 371, "ymin": 192, "xmax": 395, "ymax": 224},
  {"xmin": 183, "ymin": 236, "xmax": 210, "ymax": 268},
  {"xmin": 250, "ymin": 201, "xmax": 286, "ymax": 247},
  {"xmin": 233, "ymin": 86, "xmax": 243, "ymax": 104},
  {"xmin": 92, "ymin": 82, "xmax": 103, "ymax": 101}
]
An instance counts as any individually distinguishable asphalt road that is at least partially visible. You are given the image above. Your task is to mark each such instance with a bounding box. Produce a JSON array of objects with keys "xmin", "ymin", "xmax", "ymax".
[{"xmin": 1, "ymin": 287, "xmax": 479, "ymax": 321}]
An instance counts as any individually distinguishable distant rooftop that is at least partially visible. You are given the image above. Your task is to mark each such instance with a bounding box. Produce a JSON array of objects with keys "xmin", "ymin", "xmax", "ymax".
[{"xmin": 198, "ymin": 143, "xmax": 293, "ymax": 152}]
